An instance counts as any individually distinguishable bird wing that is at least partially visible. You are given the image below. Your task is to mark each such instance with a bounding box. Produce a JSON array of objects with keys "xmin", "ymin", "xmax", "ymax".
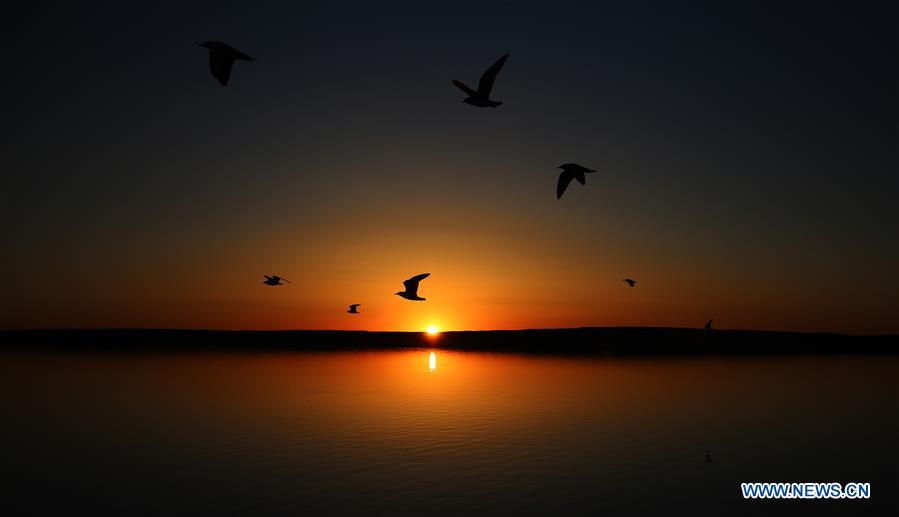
[
  {"xmin": 209, "ymin": 51, "xmax": 235, "ymax": 86},
  {"xmin": 403, "ymin": 273, "xmax": 430, "ymax": 291},
  {"xmin": 350, "ymin": 304, "xmax": 360, "ymax": 309},
  {"xmin": 452, "ymin": 80, "xmax": 478, "ymax": 97},
  {"xmin": 264, "ymin": 275, "xmax": 273, "ymax": 281},
  {"xmin": 281, "ymin": 278, "xmax": 292, "ymax": 284},
  {"xmin": 230, "ymin": 47, "xmax": 256, "ymax": 62},
  {"xmin": 557, "ymin": 170, "xmax": 575, "ymax": 199},
  {"xmin": 478, "ymin": 54, "xmax": 508, "ymax": 96},
  {"xmin": 560, "ymin": 163, "xmax": 594, "ymax": 174}
]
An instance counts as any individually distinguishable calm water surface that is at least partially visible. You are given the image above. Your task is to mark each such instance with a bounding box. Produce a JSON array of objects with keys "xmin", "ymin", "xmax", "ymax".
[{"xmin": 2, "ymin": 350, "xmax": 896, "ymax": 515}]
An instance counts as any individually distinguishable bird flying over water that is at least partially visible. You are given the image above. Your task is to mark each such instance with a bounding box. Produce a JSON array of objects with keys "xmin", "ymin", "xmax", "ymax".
[
  {"xmin": 395, "ymin": 273, "xmax": 430, "ymax": 301},
  {"xmin": 198, "ymin": 41, "xmax": 256, "ymax": 86},
  {"xmin": 262, "ymin": 275, "xmax": 290, "ymax": 286},
  {"xmin": 452, "ymin": 54, "xmax": 509, "ymax": 108},
  {"xmin": 705, "ymin": 319, "xmax": 714, "ymax": 330},
  {"xmin": 556, "ymin": 163, "xmax": 597, "ymax": 199},
  {"xmin": 623, "ymin": 278, "xmax": 637, "ymax": 287},
  {"xmin": 347, "ymin": 304, "xmax": 361, "ymax": 314}
]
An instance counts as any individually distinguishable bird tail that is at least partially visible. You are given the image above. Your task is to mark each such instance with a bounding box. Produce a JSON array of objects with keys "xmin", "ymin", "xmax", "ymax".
[{"xmin": 489, "ymin": 101, "xmax": 503, "ymax": 108}]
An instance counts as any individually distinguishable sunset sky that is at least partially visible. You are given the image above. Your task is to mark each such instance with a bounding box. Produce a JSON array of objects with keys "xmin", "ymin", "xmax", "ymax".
[{"xmin": 3, "ymin": 1, "xmax": 897, "ymax": 333}]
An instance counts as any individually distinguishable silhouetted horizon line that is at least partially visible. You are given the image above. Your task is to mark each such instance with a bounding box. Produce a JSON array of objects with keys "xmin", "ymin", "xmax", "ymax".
[
  {"xmin": 1, "ymin": 326, "xmax": 897, "ymax": 337},
  {"xmin": 2, "ymin": 327, "xmax": 895, "ymax": 357}
]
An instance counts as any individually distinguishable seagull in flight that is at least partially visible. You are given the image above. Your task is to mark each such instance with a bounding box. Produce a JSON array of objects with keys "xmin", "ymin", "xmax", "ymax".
[
  {"xmin": 556, "ymin": 163, "xmax": 597, "ymax": 199},
  {"xmin": 705, "ymin": 319, "xmax": 714, "ymax": 330},
  {"xmin": 198, "ymin": 41, "xmax": 256, "ymax": 86},
  {"xmin": 347, "ymin": 304, "xmax": 361, "ymax": 314},
  {"xmin": 395, "ymin": 273, "xmax": 430, "ymax": 301},
  {"xmin": 453, "ymin": 54, "xmax": 509, "ymax": 108},
  {"xmin": 262, "ymin": 275, "xmax": 291, "ymax": 286},
  {"xmin": 623, "ymin": 278, "xmax": 637, "ymax": 288}
]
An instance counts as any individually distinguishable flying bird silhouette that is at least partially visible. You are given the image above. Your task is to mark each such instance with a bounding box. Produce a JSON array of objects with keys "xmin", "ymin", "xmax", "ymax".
[
  {"xmin": 198, "ymin": 41, "xmax": 256, "ymax": 86},
  {"xmin": 262, "ymin": 275, "xmax": 291, "ymax": 286},
  {"xmin": 623, "ymin": 278, "xmax": 637, "ymax": 287},
  {"xmin": 452, "ymin": 54, "xmax": 509, "ymax": 108},
  {"xmin": 705, "ymin": 319, "xmax": 714, "ymax": 330},
  {"xmin": 395, "ymin": 273, "xmax": 430, "ymax": 301},
  {"xmin": 556, "ymin": 163, "xmax": 597, "ymax": 199},
  {"xmin": 347, "ymin": 304, "xmax": 361, "ymax": 314}
]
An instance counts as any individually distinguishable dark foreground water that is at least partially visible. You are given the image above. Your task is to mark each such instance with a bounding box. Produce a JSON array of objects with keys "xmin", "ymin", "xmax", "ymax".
[{"xmin": 2, "ymin": 351, "xmax": 896, "ymax": 516}]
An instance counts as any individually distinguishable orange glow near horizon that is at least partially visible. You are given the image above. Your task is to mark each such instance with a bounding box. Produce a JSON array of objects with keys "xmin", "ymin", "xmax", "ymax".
[{"xmin": 2, "ymin": 198, "xmax": 896, "ymax": 335}]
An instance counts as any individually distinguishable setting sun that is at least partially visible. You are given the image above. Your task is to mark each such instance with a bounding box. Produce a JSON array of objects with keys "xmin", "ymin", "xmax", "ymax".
[{"xmin": 426, "ymin": 325, "xmax": 440, "ymax": 336}]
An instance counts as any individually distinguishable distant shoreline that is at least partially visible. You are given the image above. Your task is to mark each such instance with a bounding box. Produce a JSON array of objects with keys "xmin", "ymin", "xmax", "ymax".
[{"xmin": 1, "ymin": 328, "xmax": 895, "ymax": 356}]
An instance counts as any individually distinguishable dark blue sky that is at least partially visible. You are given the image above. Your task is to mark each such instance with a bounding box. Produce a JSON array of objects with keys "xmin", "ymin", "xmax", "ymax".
[{"xmin": 3, "ymin": 1, "xmax": 897, "ymax": 332}]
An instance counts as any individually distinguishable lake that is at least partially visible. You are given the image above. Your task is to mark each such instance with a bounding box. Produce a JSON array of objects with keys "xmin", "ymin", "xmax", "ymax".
[{"xmin": 2, "ymin": 350, "xmax": 896, "ymax": 515}]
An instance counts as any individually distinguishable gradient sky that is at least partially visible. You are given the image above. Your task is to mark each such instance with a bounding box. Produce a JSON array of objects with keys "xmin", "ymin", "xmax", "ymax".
[{"xmin": 3, "ymin": 1, "xmax": 897, "ymax": 333}]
